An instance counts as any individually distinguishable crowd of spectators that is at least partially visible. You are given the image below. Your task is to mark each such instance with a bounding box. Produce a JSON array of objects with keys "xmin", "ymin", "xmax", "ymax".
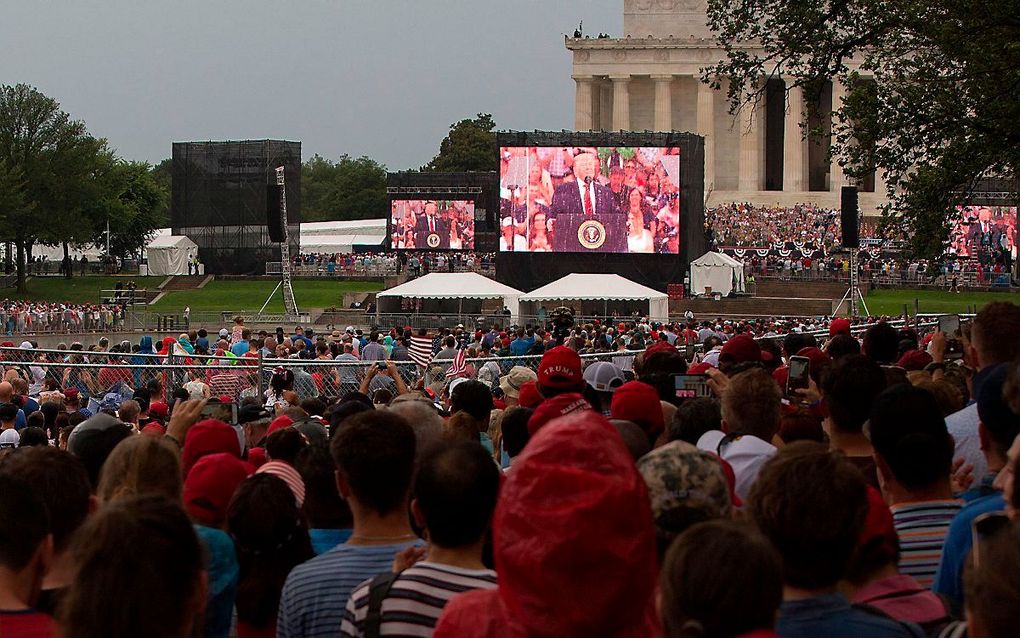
[
  {"xmin": 293, "ymin": 252, "xmax": 497, "ymax": 278},
  {"xmin": 0, "ymin": 301, "xmax": 126, "ymax": 335},
  {"xmin": 0, "ymin": 302, "xmax": 1019, "ymax": 638}
]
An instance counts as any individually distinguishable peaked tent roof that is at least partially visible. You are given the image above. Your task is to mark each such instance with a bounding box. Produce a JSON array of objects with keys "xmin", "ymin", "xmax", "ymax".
[
  {"xmin": 690, "ymin": 251, "xmax": 738, "ymax": 268},
  {"xmin": 376, "ymin": 272, "xmax": 524, "ymax": 300},
  {"xmin": 146, "ymin": 234, "xmax": 198, "ymax": 250},
  {"xmin": 520, "ymin": 273, "xmax": 667, "ymax": 302}
]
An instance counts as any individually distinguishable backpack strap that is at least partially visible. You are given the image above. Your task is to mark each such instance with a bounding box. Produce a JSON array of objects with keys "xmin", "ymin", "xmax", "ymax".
[{"xmin": 363, "ymin": 571, "xmax": 401, "ymax": 638}]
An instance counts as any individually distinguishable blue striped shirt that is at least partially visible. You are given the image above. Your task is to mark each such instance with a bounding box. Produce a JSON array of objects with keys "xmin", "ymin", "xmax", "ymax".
[{"xmin": 277, "ymin": 540, "xmax": 421, "ymax": 638}]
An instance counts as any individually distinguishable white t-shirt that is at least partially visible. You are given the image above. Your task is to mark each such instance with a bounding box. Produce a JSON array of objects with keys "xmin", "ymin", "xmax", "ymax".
[{"xmin": 697, "ymin": 430, "xmax": 777, "ymax": 502}]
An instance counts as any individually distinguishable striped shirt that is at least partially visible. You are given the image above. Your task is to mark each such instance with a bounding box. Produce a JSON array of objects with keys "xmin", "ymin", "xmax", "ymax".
[
  {"xmin": 891, "ymin": 499, "xmax": 963, "ymax": 588},
  {"xmin": 340, "ymin": 562, "xmax": 497, "ymax": 638},
  {"xmin": 277, "ymin": 541, "xmax": 421, "ymax": 638}
]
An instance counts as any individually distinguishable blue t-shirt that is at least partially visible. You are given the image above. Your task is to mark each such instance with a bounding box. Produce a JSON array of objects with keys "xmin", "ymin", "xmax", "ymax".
[
  {"xmin": 194, "ymin": 525, "xmax": 239, "ymax": 638},
  {"xmin": 777, "ymin": 593, "xmax": 922, "ymax": 638},
  {"xmin": 230, "ymin": 340, "xmax": 249, "ymax": 357},
  {"xmin": 278, "ymin": 539, "xmax": 422, "ymax": 638},
  {"xmin": 933, "ymin": 491, "xmax": 1006, "ymax": 603},
  {"xmin": 308, "ymin": 528, "xmax": 352, "ymax": 556}
]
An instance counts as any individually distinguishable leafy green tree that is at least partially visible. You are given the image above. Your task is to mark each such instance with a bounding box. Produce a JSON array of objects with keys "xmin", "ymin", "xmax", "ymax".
[
  {"xmin": 301, "ymin": 154, "xmax": 387, "ymax": 221},
  {"xmin": 0, "ymin": 162, "xmax": 34, "ymax": 277},
  {"xmin": 0, "ymin": 84, "xmax": 101, "ymax": 291},
  {"xmin": 423, "ymin": 113, "xmax": 498, "ymax": 173},
  {"xmin": 150, "ymin": 158, "xmax": 172, "ymax": 221},
  {"xmin": 704, "ymin": 0, "xmax": 1020, "ymax": 260},
  {"xmin": 83, "ymin": 160, "xmax": 167, "ymax": 260}
]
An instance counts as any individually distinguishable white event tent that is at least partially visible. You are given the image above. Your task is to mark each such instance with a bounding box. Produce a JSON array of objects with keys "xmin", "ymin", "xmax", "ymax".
[
  {"xmin": 519, "ymin": 273, "xmax": 669, "ymax": 321},
  {"xmin": 375, "ymin": 272, "xmax": 523, "ymax": 321},
  {"xmin": 144, "ymin": 235, "xmax": 199, "ymax": 276},
  {"xmin": 689, "ymin": 251, "xmax": 746, "ymax": 296},
  {"xmin": 298, "ymin": 219, "xmax": 386, "ymax": 252}
]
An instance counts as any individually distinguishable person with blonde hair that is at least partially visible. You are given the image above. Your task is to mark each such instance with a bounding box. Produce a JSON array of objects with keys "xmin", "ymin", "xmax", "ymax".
[{"xmin": 96, "ymin": 436, "xmax": 183, "ymax": 504}]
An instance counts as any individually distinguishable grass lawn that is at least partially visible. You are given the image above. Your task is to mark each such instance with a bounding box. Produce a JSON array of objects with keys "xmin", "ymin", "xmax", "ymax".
[
  {"xmin": 2, "ymin": 276, "xmax": 381, "ymax": 312},
  {"xmin": 865, "ymin": 287, "xmax": 1018, "ymax": 316},
  {"xmin": 148, "ymin": 279, "xmax": 381, "ymax": 312},
  {"xmin": 2, "ymin": 276, "xmax": 164, "ymax": 304}
]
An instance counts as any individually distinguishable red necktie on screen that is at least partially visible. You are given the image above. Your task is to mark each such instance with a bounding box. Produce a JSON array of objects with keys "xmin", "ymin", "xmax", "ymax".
[
  {"xmin": 429, "ymin": 217, "xmax": 435, "ymax": 233},
  {"xmin": 583, "ymin": 185, "xmax": 593, "ymax": 216}
]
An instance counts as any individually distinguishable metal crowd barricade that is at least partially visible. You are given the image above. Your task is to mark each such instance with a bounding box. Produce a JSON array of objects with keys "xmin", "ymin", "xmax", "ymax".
[{"xmin": 1, "ymin": 346, "xmax": 647, "ymax": 406}]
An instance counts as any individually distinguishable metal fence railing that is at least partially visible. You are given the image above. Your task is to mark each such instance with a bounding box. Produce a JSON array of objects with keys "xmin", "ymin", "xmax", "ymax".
[{"xmin": 0, "ymin": 346, "xmax": 645, "ymax": 406}]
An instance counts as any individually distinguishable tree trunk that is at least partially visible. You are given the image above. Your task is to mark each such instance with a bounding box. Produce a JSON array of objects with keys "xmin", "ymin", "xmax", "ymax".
[
  {"xmin": 15, "ymin": 241, "xmax": 26, "ymax": 294},
  {"xmin": 63, "ymin": 241, "xmax": 72, "ymax": 279}
]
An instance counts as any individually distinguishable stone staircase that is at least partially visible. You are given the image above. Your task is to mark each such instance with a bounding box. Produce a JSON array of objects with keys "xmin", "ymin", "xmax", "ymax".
[{"xmin": 159, "ymin": 275, "xmax": 214, "ymax": 291}]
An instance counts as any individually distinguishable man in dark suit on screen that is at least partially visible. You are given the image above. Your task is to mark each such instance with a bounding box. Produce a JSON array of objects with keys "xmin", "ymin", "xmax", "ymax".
[
  {"xmin": 548, "ymin": 152, "xmax": 626, "ymax": 252},
  {"xmin": 414, "ymin": 201, "xmax": 450, "ymax": 249}
]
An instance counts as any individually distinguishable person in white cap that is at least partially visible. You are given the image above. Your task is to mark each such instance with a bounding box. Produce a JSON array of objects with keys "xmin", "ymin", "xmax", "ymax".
[
  {"xmin": 0, "ymin": 428, "xmax": 19, "ymax": 450},
  {"xmin": 582, "ymin": 361, "xmax": 626, "ymax": 415}
]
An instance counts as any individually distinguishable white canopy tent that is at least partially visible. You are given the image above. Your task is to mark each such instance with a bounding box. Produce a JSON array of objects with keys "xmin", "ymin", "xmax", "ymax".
[
  {"xmin": 376, "ymin": 272, "xmax": 523, "ymax": 321},
  {"xmin": 520, "ymin": 273, "xmax": 669, "ymax": 321},
  {"xmin": 144, "ymin": 235, "xmax": 199, "ymax": 276},
  {"xmin": 299, "ymin": 234, "xmax": 386, "ymax": 253},
  {"xmin": 689, "ymin": 251, "xmax": 746, "ymax": 297}
]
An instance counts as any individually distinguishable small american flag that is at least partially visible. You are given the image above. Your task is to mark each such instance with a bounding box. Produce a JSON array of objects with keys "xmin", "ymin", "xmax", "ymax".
[
  {"xmin": 409, "ymin": 335, "xmax": 434, "ymax": 368},
  {"xmin": 445, "ymin": 347, "xmax": 467, "ymax": 379}
]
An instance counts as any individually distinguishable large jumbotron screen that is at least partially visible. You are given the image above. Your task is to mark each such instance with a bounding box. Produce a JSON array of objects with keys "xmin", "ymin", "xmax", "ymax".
[
  {"xmin": 498, "ymin": 146, "xmax": 681, "ymax": 254},
  {"xmin": 949, "ymin": 206, "xmax": 1017, "ymax": 267},
  {"xmin": 390, "ymin": 199, "xmax": 475, "ymax": 250}
]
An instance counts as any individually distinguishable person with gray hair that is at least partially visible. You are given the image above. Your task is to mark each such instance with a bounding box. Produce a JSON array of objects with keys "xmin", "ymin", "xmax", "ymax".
[{"xmin": 388, "ymin": 397, "xmax": 443, "ymax": 459}]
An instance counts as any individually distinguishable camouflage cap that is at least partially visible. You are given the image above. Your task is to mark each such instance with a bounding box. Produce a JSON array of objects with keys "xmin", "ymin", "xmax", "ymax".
[{"xmin": 636, "ymin": 440, "xmax": 733, "ymax": 547}]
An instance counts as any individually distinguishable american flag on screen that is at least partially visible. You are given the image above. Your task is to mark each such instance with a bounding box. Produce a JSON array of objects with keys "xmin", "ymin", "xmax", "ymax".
[
  {"xmin": 445, "ymin": 348, "xmax": 468, "ymax": 379},
  {"xmin": 409, "ymin": 335, "xmax": 434, "ymax": 368}
]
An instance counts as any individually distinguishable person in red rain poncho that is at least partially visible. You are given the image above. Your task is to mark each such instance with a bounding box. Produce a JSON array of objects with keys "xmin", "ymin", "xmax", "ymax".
[{"xmin": 433, "ymin": 410, "xmax": 660, "ymax": 638}]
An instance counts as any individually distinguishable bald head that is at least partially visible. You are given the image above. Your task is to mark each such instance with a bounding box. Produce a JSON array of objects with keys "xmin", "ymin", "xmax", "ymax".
[{"xmin": 0, "ymin": 382, "xmax": 13, "ymax": 402}]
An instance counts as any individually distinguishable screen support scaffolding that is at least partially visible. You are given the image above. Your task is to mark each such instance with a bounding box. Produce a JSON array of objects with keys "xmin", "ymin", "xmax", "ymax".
[{"xmin": 270, "ymin": 166, "xmax": 299, "ymax": 318}]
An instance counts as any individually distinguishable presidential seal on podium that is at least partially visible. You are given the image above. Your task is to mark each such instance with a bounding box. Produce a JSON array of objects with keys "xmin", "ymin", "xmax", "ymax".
[
  {"xmin": 426, "ymin": 233, "xmax": 442, "ymax": 249},
  {"xmin": 577, "ymin": 219, "xmax": 607, "ymax": 250}
]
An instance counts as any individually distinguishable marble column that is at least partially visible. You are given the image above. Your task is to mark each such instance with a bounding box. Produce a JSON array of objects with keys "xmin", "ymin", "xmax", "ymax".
[
  {"xmin": 599, "ymin": 80, "xmax": 612, "ymax": 131},
  {"xmin": 610, "ymin": 75, "xmax": 631, "ymax": 131},
  {"xmin": 783, "ymin": 82, "xmax": 805, "ymax": 192},
  {"xmin": 652, "ymin": 74, "xmax": 673, "ymax": 131},
  {"xmin": 830, "ymin": 79, "xmax": 847, "ymax": 191},
  {"xmin": 738, "ymin": 101, "xmax": 760, "ymax": 192},
  {"xmin": 696, "ymin": 80, "xmax": 715, "ymax": 190},
  {"xmin": 573, "ymin": 75, "xmax": 594, "ymax": 131}
]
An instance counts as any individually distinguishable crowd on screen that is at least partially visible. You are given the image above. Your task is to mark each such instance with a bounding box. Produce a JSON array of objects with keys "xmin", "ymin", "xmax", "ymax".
[
  {"xmin": 1, "ymin": 302, "xmax": 1020, "ymax": 637},
  {"xmin": 293, "ymin": 252, "xmax": 497, "ymax": 278},
  {"xmin": 499, "ymin": 146, "xmax": 682, "ymax": 253},
  {"xmin": 706, "ymin": 202, "xmax": 845, "ymax": 249}
]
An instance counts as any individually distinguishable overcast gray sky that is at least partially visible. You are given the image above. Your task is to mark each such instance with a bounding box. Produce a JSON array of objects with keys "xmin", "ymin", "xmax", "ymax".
[{"xmin": 2, "ymin": 1, "xmax": 621, "ymax": 170}]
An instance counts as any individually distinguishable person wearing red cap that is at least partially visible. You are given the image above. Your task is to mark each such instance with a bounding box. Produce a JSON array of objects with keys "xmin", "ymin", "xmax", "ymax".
[
  {"xmin": 527, "ymin": 393, "xmax": 592, "ymax": 435},
  {"xmin": 184, "ymin": 452, "xmax": 254, "ymax": 638},
  {"xmin": 829, "ymin": 318, "xmax": 852, "ymax": 338},
  {"xmin": 434, "ymin": 411, "xmax": 659, "ymax": 638},
  {"xmin": 717, "ymin": 334, "xmax": 761, "ymax": 373},
  {"xmin": 611, "ymin": 381, "xmax": 665, "ymax": 445},
  {"xmin": 536, "ymin": 346, "xmax": 585, "ymax": 398},
  {"xmin": 181, "ymin": 418, "xmax": 243, "ymax": 478},
  {"xmin": 843, "ymin": 487, "xmax": 952, "ymax": 633}
]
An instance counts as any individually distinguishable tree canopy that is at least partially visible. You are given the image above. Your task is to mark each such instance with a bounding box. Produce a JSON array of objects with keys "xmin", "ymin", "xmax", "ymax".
[
  {"xmin": 704, "ymin": 0, "xmax": 1020, "ymax": 260},
  {"xmin": 300, "ymin": 154, "xmax": 387, "ymax": 222},
  {"xmin": 423, "ymin": 113, "xmax": 498, "ymax": 173},
  {"xmin": 0, "ymin": 84, "xmax": 167, "ymax": 291}
]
